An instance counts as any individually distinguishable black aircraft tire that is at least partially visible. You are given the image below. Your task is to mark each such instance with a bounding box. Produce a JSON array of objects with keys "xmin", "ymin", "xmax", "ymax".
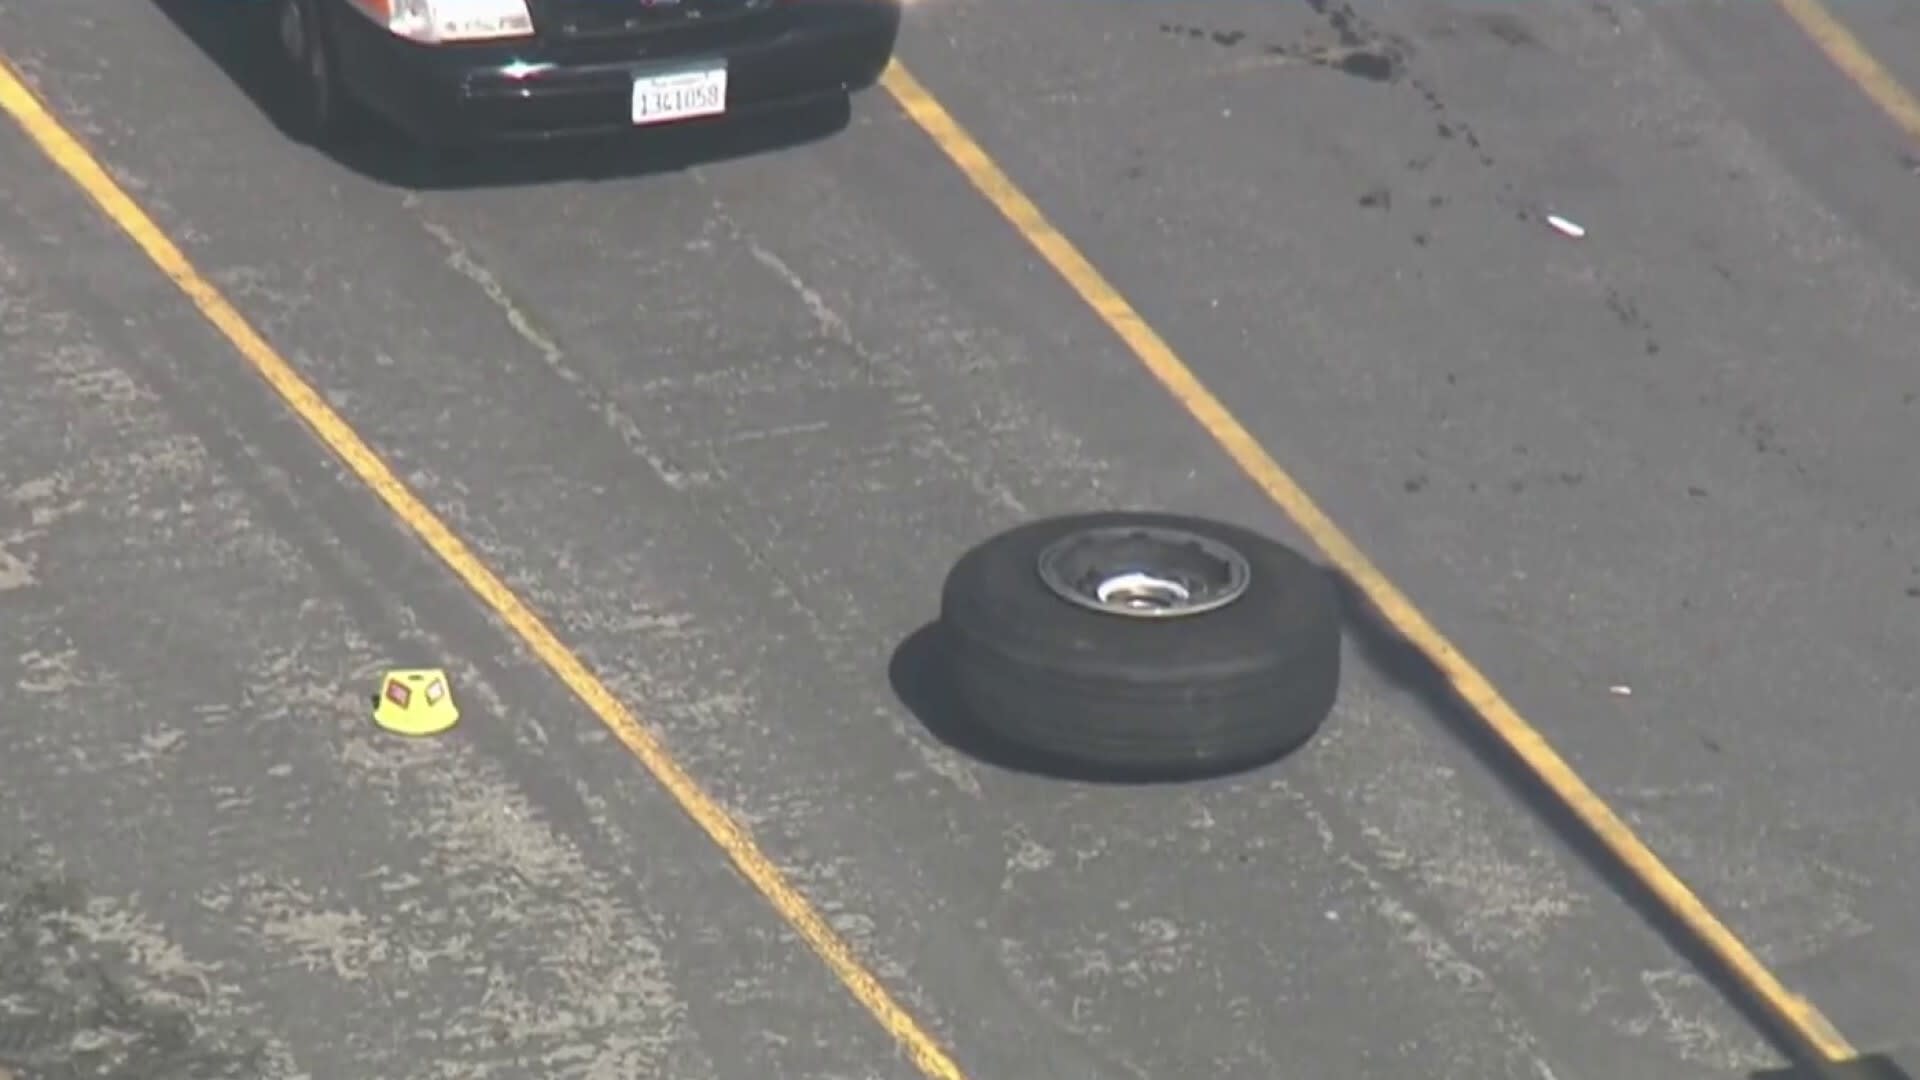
[{"xmin": 937, "ymin": 511, "xmax": 1342, "ymax": 780}]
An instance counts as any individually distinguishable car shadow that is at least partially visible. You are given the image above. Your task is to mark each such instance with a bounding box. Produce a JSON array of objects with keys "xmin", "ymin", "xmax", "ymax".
[{"xmin": 146, "ymin": 0, "xmax": 854, "ymax": 191}]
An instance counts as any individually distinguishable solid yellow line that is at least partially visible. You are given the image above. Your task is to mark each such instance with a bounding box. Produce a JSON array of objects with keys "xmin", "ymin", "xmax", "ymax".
[
  {"xmin": 1777, "ymin": 0, "xmax": 1920, "ymax": 143},
  {"xmin": 877, "ymin": 58, "xmax": 1858, "ymax": 1062},
  {"xmin": 0, "ymin": 57, "xmax": 968, "ymax": 1080}
]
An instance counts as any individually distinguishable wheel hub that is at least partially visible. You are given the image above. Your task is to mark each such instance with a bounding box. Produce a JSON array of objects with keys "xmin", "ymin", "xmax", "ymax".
[
  {"xmin": 1093, "ymin": 571, "xmax": 1193, "ymax": 611},
  {"xmin": 1037, "ymin": 524, "xmax": 1252, "ymax": 619}
]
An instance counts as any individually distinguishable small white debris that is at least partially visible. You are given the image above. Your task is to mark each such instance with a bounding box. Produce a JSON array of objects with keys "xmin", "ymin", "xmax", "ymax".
[
  {"xmin": 1609, "ymin": 684, "xmax": 1632, "ymax": 696},
  {"xmin": 1546, "ymin": 214, "xmax": 1586, "ymax": 238}
]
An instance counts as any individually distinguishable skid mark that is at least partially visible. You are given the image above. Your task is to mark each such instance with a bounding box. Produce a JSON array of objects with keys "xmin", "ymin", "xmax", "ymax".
[{"xmin": 411, "ymin": 213, "xmax": 708, "ymax": 491}]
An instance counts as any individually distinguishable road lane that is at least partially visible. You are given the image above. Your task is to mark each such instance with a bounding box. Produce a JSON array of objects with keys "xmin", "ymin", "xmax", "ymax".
[
  {"xmin": 883, "ymin": 0, "xmax": 1920, "ymax": 1057},
  {"xmin": 0, "ymin": 118, "xmax": 920, "ymax": 1080},
  {"xmin": 875, "ymin": 55, "xmax": 1872, "ymax": 1064},
  {"xmin": 0, "ymin": 2, "xmax": 1792, "ymax": 1077}
]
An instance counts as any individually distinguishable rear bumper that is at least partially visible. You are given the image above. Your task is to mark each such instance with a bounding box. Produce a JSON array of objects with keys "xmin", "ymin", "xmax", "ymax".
[{"xmin": 324, "ymin": 1, "xmax": 900, "ymax": 145}]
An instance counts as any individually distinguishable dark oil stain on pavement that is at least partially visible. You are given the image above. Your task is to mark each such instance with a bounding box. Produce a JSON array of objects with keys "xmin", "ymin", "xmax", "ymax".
[
  {"xmin": 1299, "ymin": 0, "xmax": 1408, "ymax": 82},
  {"xmin": 1470, "ymin": 13, "xmax": 1540, "ymax": 49},
  {"xmin": 1158, "ymin": 0, "xmax": 1408, "ymax": 85},
  {"xmin": 1604, "ymin": 287, "xmax": 1663, "ymax": 356},
  {"xmin": 1156, "ymin": 0, "xmax": 1502, "ymax": 174},
  {"xmin": 0, "ymin": 855, "xmax": 262, "ymax": 1080}
]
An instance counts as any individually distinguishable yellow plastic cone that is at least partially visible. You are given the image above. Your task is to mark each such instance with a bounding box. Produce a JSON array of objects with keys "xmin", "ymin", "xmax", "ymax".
[{"xmin": 372, "ymin": 668, "xmax": 460, "ymax": 736}]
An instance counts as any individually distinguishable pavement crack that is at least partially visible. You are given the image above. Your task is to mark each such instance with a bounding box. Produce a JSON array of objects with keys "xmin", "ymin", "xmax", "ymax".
[
  {"xmin": 417, "ymin": 220, "xmax": 567, "ymax": 371},
  {"xmin": 746, "ymin": 241, "xmax": 856, "ymax": 348},
  {"xmin": 726, "ymin": 216, "xmax": 1028, "ymax": 519},
  {"xmin": 409, "ymin": 214, "xmax": 706, "ymax": 491}
]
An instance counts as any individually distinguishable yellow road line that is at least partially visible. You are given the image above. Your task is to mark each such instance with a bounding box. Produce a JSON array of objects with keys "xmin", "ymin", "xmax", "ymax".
[
  {"xmin": 0, "ymin": 57, "xmax": 969, "ymax": 1080},
  {"xmin": 1777, "ymin": 0, "xmax": 1920, "ymax": 143},
  {"xmin": 878, "ymin": 59, "xmax": 1859, "ymax": 1063}
]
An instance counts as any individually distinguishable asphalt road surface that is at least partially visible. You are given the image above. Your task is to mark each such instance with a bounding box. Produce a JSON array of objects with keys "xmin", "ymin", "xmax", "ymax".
[{"xmin": 1, "ymin": 0, "xmax": 1917, "ymax": 1076}]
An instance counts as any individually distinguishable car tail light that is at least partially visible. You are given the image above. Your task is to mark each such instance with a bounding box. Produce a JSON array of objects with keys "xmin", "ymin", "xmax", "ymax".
[{"xmin": 348, "ymin": 0, "xmax": 536, "ymax": 43}]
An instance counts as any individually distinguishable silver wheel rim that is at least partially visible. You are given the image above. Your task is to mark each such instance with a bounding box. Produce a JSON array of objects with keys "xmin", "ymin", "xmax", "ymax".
[{"xmin": 1036, "ymin": 524, "xmax": 1252, "ymax": 619}]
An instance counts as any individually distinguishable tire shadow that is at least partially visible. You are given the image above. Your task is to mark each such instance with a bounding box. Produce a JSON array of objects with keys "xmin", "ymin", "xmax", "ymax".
[
  {"xmin": 145, "ymin": 0, "xmax": 854, "ymax": 191},
  {"xmin": 1325, "ymin": 565, "xmax": 1836, "ymax": 1072}
]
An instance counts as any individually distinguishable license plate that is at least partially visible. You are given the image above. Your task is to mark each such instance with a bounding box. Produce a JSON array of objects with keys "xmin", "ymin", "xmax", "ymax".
[{"xmin": 631, "ymin": 65, "xmax": 728, "ymax": 126}]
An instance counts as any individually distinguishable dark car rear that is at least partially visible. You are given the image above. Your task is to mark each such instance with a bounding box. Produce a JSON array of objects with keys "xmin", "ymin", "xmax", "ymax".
[{"xmin": 318, "ymin": 0, "xmax": 901, "ymax": 145}]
